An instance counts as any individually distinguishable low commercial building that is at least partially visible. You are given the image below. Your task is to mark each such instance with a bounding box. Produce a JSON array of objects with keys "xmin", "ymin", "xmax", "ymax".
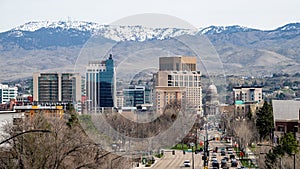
[
  {"xmin": 272, "ymin": 99, "xmax": 300, "ymax": 141},
  {"xmin": 233, "ymin": 86, "xmax": 263, "ymax": 117}
]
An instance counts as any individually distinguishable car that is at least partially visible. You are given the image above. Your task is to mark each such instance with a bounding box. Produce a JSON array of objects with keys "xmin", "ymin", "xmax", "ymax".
[
  {"xmin": 230, "ymin": 154, "xmax": 235, "ymax": 160},
  {"xmin": 212, "ymin": 160, "xmax": 219, "ymax": 168},
  {"xmin": 221, "ymin": 159, "xmax": 227, "ymax": 167},
  {"xmin": 211, "ymin": 157, "xmax": 218, "ymax": 162},
  {"xmin": 212, "ymin": 152, "xmax": 217, "ymax": 157},
  {"xmin": 221, "ymin": 150, "xmax": 226, "ymax": 156},
  {"xmin": 231, "ymin": 159, "xmax": 238, "ymax": 167},
  {"xmin": 227, "ymin": 150, "xmax": 233, "ymax": 154},
  {"xmin": 183, "ymin": 160, "xmax": 191, "ymax": 167},
  {"xmin": 231, "ymin": 161, "xmax": 238, "ymax": 167},
  {"xmin": 221, "ymin": 159, "xmax": 227, "ymax": 163}
]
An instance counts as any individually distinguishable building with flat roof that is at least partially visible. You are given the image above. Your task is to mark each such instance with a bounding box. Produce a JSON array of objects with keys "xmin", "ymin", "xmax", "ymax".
[
  {"xmin": 123, "ymin": 85, "xmax": 152, "ymax": 107},
  {"xmin": 233, "ymin": 86, "xmax": 263, "ymax": 103},
  {"xmin": 33, "ymin": 72, "xmax": 81, "ymax": 103},
  {"xmin": 154, "ymin": 86, "xmax": 186, "ymax": 113},
  {"xmin": 0, "ymin": 84, "xmax": 18, "ymax": 104},
  {"xmin": 85, "ymin": 54, "xmax": 116, "ymax": 111},
  {"xmin": 159, "ymin": 56, "xmax": 196, "ymax": 71},
  {"xmin": 233, "ymin": 86, "xmax": 263, "ymax": 118},
  {"xmin": 154, "ymin": 56, "xmax": 202, "ymax": 114}
]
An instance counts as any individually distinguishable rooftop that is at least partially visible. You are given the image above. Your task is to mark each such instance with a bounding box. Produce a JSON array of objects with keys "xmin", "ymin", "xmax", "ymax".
[{"xmin": 272, "ymin": 100, "xmax": 300, "ymax": 121}]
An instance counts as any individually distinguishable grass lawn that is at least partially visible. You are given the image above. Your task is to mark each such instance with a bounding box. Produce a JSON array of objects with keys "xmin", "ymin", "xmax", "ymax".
[
  {"xmin": 171, "ymin": 143, "xmax": 204, "ymax": 151},
  {"xmin": 240, "ymin": 159, "xmax": 257, "ymax": 168}
]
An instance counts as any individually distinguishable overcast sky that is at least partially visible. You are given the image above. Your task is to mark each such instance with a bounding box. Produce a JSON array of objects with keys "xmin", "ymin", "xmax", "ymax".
[{"xmin": 1, "ymin": 0, "xmax": 299, "ymax": 32}]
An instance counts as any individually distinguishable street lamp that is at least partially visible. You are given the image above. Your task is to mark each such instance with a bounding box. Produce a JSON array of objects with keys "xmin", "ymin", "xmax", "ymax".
[{"xmin": 190, "ymin": 142, "xmax": 195, "ymax": 169}]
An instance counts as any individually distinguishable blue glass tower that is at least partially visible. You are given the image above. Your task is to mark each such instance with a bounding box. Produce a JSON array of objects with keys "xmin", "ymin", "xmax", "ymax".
[
  {"xmin": 86, "ymin": 54, "xmax": 115, "ymax": 110},
  {"xmin": 99, "ymin": 54, "xmax": 115, "ymax": 107}
]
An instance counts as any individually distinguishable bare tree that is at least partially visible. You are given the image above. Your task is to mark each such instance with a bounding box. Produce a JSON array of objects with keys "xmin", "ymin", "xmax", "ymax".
[{"xmin": 0, "ymin": 111, "xmax": 132, "ymax": 169}]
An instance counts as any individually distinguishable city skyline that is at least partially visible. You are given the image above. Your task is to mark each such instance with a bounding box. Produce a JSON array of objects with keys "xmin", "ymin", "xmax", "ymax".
[{"xmin": 1, "ymin": 0, "xmax": 300, "ymax": 32}]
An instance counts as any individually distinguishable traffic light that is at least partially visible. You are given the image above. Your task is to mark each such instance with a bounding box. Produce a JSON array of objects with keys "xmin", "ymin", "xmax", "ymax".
[
  {"xmin": 172, "ymin": 150, "xmax": 175, "ymax": 155},
  {"xmin": 183, "ymin": 150, "xmax": 185, "ymax": 155}
]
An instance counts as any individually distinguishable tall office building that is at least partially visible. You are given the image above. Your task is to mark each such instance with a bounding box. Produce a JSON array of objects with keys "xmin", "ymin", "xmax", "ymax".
[
  {"xmin": 0, "ymin": 84, "xmax": 18, "ymax": 104},
  {"xmin": 85, "ymin": 54, "xmax": 116, "ymax": 110},
  {"xmin": 33, "ymin": 73, "xmax": 81, "ymax": 103},
  {"xmin": 153, "ymin": 56, "xmax": 202, "ymax": 114}
]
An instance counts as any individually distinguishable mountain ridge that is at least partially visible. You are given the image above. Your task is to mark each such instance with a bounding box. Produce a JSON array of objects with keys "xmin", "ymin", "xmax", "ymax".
[{"xmin": 0, "ymin": 21, "xmax": 299, "ymax": 81}]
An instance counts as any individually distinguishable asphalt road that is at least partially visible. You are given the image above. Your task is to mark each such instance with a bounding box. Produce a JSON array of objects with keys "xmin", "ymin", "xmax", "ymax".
[
  {"xmin": 149, "ymin": 141, "xmax": 242, "ymax": 169},
  {"xmin": 151, "ymin": 149, "xmax": 203, "ymax": 169}
]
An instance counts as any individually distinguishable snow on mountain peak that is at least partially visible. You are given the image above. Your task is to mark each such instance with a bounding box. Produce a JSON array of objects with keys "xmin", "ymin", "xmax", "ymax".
[
  {"xmin": 199, "ymin": 25, "xmax": 255, "ymax": 35},
  {"xmin": 12, "ymin": 21, "xmax": 198, "ymax": 41},
  {"xmin": 277, "ymin": 23, "xmax": 300, "ymax": 31}
]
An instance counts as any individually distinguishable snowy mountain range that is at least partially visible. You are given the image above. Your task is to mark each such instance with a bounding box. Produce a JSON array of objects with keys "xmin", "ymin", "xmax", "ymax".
[
  {"xmin": 0, "ymin": 21, "xmax": 299, "ymax": 81},
  {"xmin": 11, "ymin": 21, "xmax": 198, "ymax": 42},
  {"xmin": 0, "ymin": 21, "xmax": 298, "ymax": 48}
]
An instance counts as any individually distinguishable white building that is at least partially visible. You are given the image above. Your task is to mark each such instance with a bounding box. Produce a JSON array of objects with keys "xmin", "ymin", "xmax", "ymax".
[{"xmin": 0, "ymin": 84, "xmax": 18, "ymax": 104}]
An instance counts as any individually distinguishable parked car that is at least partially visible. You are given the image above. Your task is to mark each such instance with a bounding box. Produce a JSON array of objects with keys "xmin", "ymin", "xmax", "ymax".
[{"xmin": 183, "ymin": 160, "xmax": 191, "ymax": 167}]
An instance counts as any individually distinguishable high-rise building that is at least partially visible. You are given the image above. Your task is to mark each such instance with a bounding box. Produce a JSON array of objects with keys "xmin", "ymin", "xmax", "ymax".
[
  {"xmin": 85, "ymin": 54, "xmax": 116, "ymax": 110},
  {"xmin": 0, "ymin": 84, "xmax": 18, "ymax": 104},
  {"xmin": 153, "ymin": 56, "xmax": 202, "ymax": 114},
  {"xmin": 33, "ymin": 73, "xmax": 81, "ymax": 103},
  {"xmin": 154, "ymin": 86, "xmax": 186, "ymax": 113}
]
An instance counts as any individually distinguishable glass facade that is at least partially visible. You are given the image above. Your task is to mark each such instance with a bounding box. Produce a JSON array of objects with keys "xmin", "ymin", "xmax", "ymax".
[
  {"xmin": 86, "ymin": 55, "xmax": 115, "ymax": 109},
  {"xmin": 123, "ymin": 86, "xmax": 145, "ymax": 107}
]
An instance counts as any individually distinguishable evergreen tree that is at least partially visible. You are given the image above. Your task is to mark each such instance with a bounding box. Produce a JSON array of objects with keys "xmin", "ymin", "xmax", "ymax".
[
  {"xmin": 265, "ymin": 132, "xmax": 298, "ymax": 168},
  {"xmin": 256, "ymin": 101, "xmax": 274, "ymax": 141}
]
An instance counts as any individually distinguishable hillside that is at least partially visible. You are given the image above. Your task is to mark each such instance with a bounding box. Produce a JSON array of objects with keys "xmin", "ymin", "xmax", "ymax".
[{"xmin": 0, "ymin": 21, "xmax": 299, "ymax": 81}]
